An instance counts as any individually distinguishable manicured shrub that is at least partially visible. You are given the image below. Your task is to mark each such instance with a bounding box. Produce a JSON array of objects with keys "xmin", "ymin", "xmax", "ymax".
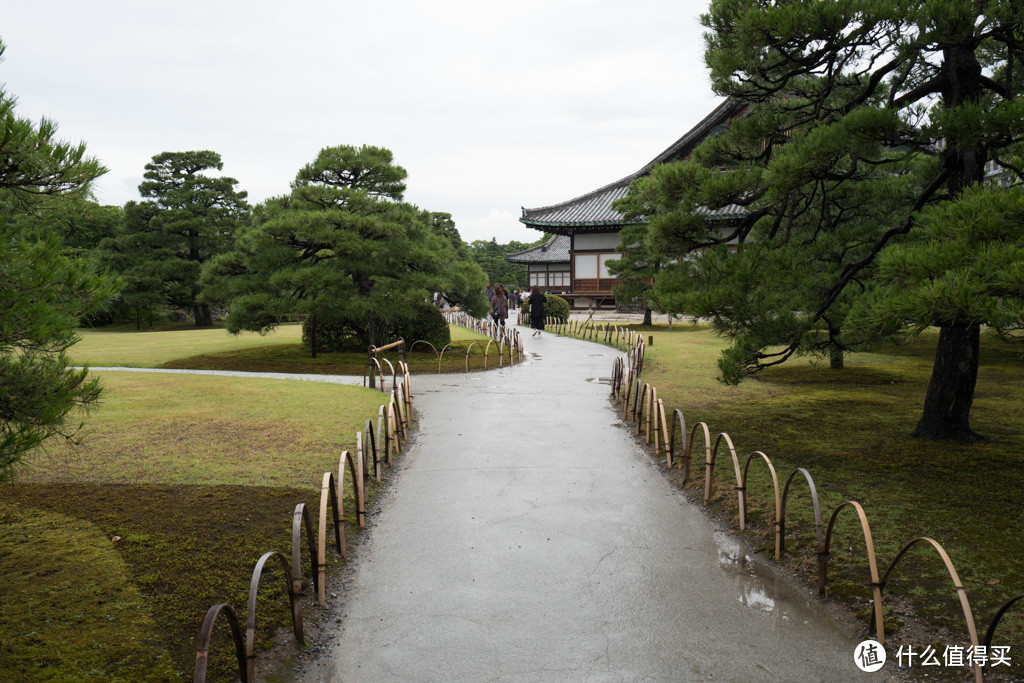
[
  {"xmin": 522, "ymin": 293, "xmax": 570, "ymax": 321},
  {"xmin": 393, "ymin": 301, "xmax": 451, "ymax": 349},
  {"xmin": 302, "ymin": 302, "xmax": 451, "ymax": 352}
]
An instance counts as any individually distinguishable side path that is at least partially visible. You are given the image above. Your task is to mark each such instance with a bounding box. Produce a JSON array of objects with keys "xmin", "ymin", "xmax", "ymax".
[{"xmin": 306, "ymin": 325, "xmax": 860, "ymax": 681}]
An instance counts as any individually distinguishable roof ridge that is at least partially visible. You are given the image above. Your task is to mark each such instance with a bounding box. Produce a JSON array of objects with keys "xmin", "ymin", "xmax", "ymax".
[
  {"xmin": 521, "ymin": 98, "xmax": 743, "ymax": 220},
  {"xmin": 506, "ymin": 234, "xmax": 570, "ymax": 262}
]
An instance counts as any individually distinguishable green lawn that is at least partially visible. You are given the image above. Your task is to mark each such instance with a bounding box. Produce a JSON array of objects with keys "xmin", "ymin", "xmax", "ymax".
[
  {"xmin": 72, "ymin": 323, "xmax": 514, "ymax": 375},
  {"xmin": 71, "ymin": 324, "xmax": 305, "ymax": 367},
  {"xmin": 569, "ymin": 322, "xmax": 1024, "ymax": 666},
  {"xmin": 20, "ymin": 371, "xmax": 385, "ymax": 487},
  {"xmin": 4, "ymin": 327, "xmax": 407, "ymax": 681}
]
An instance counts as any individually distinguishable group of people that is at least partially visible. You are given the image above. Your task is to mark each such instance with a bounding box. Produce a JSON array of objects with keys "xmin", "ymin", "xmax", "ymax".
[{"xmin": 489, "ymin": 285, "xmax": 546, "ymax": 337}]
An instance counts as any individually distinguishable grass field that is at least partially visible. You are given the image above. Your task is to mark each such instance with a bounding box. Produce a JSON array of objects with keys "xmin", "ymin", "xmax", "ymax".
[
  {"xmin": 72, "ymin": 323, "xmax": 514, "ymax": 375},
  {"xmin": 4, "ymin": 325, "xmax": 415, "ymax": 681},
  {"xmin": 565, "ymin": 321, "xmax": 1024, "ymax": 673},
  {"xmin": 72, "ymin": 323, "xmax": 305, "ymax": 367},
  {"xmin": 19, "ymin": 371, "xmax": 384, "ymax": 487}
]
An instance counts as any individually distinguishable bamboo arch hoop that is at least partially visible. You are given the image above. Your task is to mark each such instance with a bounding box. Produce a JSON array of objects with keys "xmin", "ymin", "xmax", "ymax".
[
  {"xmin": 393, "ymin": 381, "xmax": 409, "ymax": 436},
  {"xmin": 740, "ymin": 451, "xmax": 780, "ymax": 555},
  {"xmin": 823, "ymin": 501, "xmax": 883, "ymax": 630},
  {"xmin": 362, "ymin": 357, "xmax": 385, "ymax": 391},
  {"xmin": 685, "ymin": 422, "xmax": 712, "ymax": 487},
  {"xmin": 666, "ymin": 409, "xmax": 688, "ymax": 471},
  {"xmin": 610, "ymin": 357, "xmax": 623, "ymax": 398},
  {"xmin": 875, "ymin": 537, "xmax": 982, "ymax": 682},
  {"xmin": 246, "ymin": 551, "xmax": 301, "ymax": 681},
  {"xmin": 387, "ymin": 398, "xmax": 403, "ymax": 456},
  {"xmin": 465, "ymin": 341, "xmax": 480, "ymax": 371},
  {"xmin": 399, "ymin": 362, "xmax": 413, "ymax": 419},
  {"xmin": 364, "ymin": 419, "xmax": 380, "ymax": 480},
  {"xmin": 194, "ymin": 603, "xmax": 247, "ymax": 683},
  {"xmin": 634, "ymin": 383, "xmax": 651, "ymax": 435},
  {"xmin": 621, "ymin": 373, "xmax": 634, "ymax": 418},
  {"xmin": 409, "ymin": 340, "xmax": 440, "ymax": 371},
  {"xmin": 291, "ymin": 504, "xmax": 318, "ymax": 600},
  {"xmin": 704, "ymin": 433, "xmax": 744, "ymax": 518},
  {"xmin": 628, "ymin": 378, "xmax": 643, "ymax": 423},
  {"xmin": 390, "ymin": 392, "xmax": 405, "ymax": 444},
  {"xmin": 437, "ymin": 343, "xmax": 453, "ymax": 373},
  {"xmin": 356, "ymin": 431, "xmax": 367, "ymax": 482},
  {"xmin": 646, "ymin": 387, "xmax": 658, "ymax": 445},
  {"xmin": 483, "ymin": 339, "xmax": 497, "ymax": 369},
  {"xmin": 983, "ymin": 593, "xmax": 1024, "ymax": 652},
  {"xmin": 378, "ymin": 357, "xmax": 397, "ymax": 392},
  {"xmin": 339, "ymin": 449, "xmax": 365, "ymax": 528},
  {"xmin": 778, "ymin": 468, "xmax": 825, "ymax": 580},
  {"xmin": 317, "ymin": 472, "xmax": 343, "ymax": 605},
  {"xmin": 376, "ymin": 405, "xmax": 389, "ymax": 467},
  {"xmin": 655, "ymin": 399, "xmax": 668, "ymax": 457}
]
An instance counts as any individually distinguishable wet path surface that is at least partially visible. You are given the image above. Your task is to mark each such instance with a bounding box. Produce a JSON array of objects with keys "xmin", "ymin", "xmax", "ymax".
[{"xmin": 303, "ymin": 325, "xmax": 860, "ymax": 681}]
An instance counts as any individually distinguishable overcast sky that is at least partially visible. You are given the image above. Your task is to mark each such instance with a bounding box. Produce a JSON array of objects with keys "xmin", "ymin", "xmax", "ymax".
[{"xmin": 2, "ymin": 0, "xmax": 720, "ymax": 244}]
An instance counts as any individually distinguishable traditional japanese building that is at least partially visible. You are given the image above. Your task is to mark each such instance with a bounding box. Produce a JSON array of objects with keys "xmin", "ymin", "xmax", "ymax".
[
  {"xmin": 505, "ymin": 234, "xmax": 571, "ymax": 294},
  {"xmin": 516, "ymin": 98, "xmax": 748, "ymax": 309}
]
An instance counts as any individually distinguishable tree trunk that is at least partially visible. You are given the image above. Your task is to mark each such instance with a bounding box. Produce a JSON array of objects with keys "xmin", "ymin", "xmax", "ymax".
[
  {"xmin": 829, "ymin": 343, "xmax": 844, "ymax": 370},
  {"xmin": 193, "ymin": 302, "xmax": 213, "ymax": 326},
  {"xmin": 136, "ymin": 306, "xmax": 141, "ymax": 331},
  {"xmin": 309, "ymin": 313, "xmax": 318, "ymax": 358},
  {"xmin": 912, "ymin": 324, "xmax": 981, "ymax": 441},
  {"xmin": 643, "ymin": 306, "xmax": 653, "ymax": 326},
  {"xmin": 907, "ymin": 43, "xmax": 986, "ymax": 441},
  {"xmin": 828, "ymin": 323, "xmax": 843, "ymax": 370},
  {"xmin": 367, "ymin": 317, "xmax": 389, "ymax": 348}
]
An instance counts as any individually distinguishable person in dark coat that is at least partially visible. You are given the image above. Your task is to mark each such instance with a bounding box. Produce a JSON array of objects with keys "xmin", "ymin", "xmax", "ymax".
[
  {"xmin": 529, "ymin": 285, "xmax": 545, "ymax": 336},
  {"xmin": 491, "ymin": 284, "xmax": 509, "ymax": 328}
]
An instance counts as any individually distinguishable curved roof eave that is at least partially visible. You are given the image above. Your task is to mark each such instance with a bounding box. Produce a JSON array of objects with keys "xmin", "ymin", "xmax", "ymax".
[{"xmin": 520, "ymin": 99, "xmax": 748, "ymax": 225}]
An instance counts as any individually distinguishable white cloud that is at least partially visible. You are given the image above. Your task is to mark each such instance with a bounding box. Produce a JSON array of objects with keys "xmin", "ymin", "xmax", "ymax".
[
  {"xmin": 2, "ymin": 0, "xmax": 720, "ymax": 244},
  {"xmin": 466, "ymin": 209, "xmax": 539, "ymax": 246}
]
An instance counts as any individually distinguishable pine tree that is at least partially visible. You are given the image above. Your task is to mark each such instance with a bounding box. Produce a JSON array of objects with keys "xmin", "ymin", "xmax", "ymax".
[
  {"xmin": 138, "ymin": 151, "xmax": 249, "ymax": 325},
  {"xmin": 0, "ymin": 39, "xmax": 119, "ymax": 479},
  {"xmin": 203, "ymin": 145, "xmax": 487, "ymax": 356},
  {"xmin": 633, "ymin": 0, "xmax": 1024, "ymax": 440}
]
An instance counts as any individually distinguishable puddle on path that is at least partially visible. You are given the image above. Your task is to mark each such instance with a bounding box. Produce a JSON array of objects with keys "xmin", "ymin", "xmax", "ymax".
[{"xmin": 712, "ymin": 530, "xmax": 850, "ymax": 634}]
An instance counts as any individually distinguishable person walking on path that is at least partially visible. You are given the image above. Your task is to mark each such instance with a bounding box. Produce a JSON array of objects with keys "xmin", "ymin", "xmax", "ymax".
[
  {"xmin": 529, "ymin": 284, "xmax": 545, "ymax": 336},
  {"xmin": 491, "ymin": 284, "xmax": 509, "ymax": 328}
]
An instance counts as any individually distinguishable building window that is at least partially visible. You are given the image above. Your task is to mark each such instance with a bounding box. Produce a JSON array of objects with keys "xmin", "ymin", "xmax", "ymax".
[
  {"xmin": 574, "ymin": 253, "xmax": 599, "ymax": 279},
  {"xmin": 549, "ymin": 270, "xmax": 569, "ymax": 287}
]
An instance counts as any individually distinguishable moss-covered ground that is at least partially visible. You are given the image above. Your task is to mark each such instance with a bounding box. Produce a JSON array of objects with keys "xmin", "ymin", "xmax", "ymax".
[
  {"xmin": 559, "ymin": 321, "xmax": 1024, "ymax": 678},
  {"xmin": 1, "ymin": 324, "xmax": 442, "ymax": 680}
]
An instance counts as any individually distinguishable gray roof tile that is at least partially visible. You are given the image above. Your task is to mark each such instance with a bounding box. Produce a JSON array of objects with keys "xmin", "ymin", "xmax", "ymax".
[{"xmin": 506, "ymin": 234, "xmax": 570, "ymax": 263}]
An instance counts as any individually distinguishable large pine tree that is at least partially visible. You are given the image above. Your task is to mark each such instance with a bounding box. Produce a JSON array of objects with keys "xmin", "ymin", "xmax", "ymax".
[
  {"xmin": 631, "ymin": 0, "xmax": 1024, "ymax": 440},
  {"xmin": 137, "ymin": 150, "xmax": 249, "ymax": 325},
  {"xmin": 202, "ymin": 145, "xmax": 488, "ymax": 355}
]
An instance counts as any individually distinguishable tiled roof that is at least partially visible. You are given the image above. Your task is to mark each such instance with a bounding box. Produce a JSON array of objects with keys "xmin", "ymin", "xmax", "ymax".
[
  {"xmin": 521, "ymin": 99, "xmax": 749, "ymax": 232},
  {"xmin": 694, "ymin": 203, "xmax": 749, "ymax": 219},
  {"xmin": 506, "ymin": 234, "xmax": 570, "ymax": 264}
]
